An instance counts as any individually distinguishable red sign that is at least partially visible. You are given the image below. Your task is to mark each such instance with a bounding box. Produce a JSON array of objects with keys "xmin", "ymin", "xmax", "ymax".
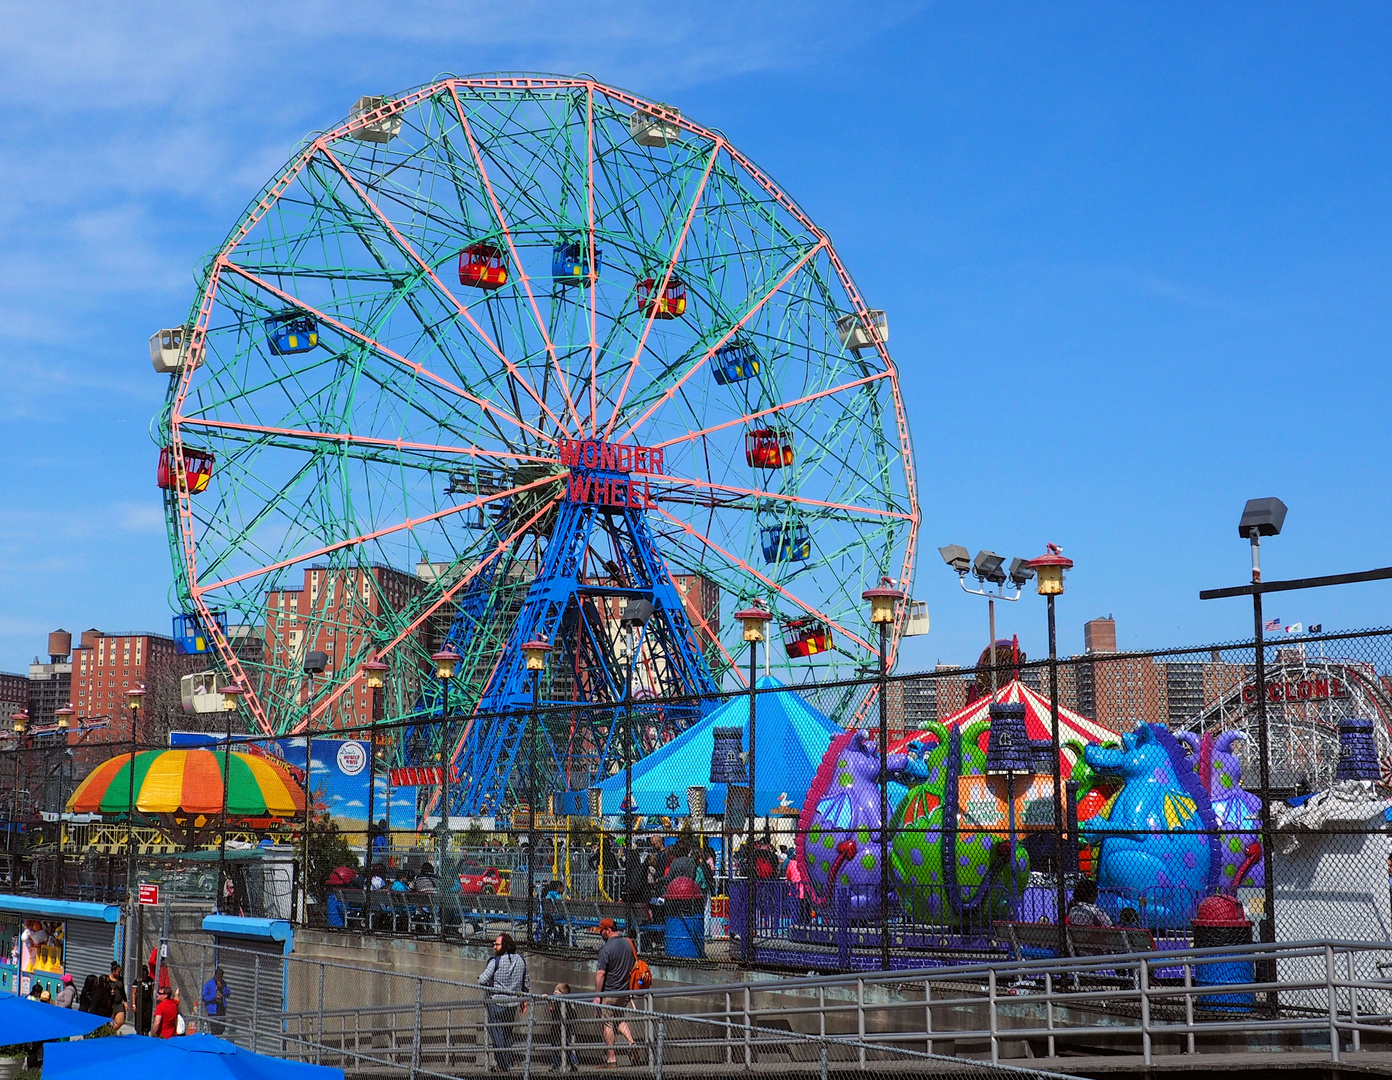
[
  {"xmin": 557, "ymin": 438, "xmax": 664, "ymax": 475},
  {"xmin": 138, "ymin": 883, "xmax": 160, "ymax": 906},
  {"xmin": 1241, "ymin": 677, "xmax": 1347, "ymax": 704},
  {"xmin": 390, "ymin": 767, "xmax": 443, "ymax": 786},
  {"xmin": 565, "ymin": 473, "xmax": 657, "ymax": 510}
]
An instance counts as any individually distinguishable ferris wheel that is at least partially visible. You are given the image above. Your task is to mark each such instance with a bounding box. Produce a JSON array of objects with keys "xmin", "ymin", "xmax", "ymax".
[{"xmin": 153, "ymin": 75, "xmax": 919, "ymax": 811}]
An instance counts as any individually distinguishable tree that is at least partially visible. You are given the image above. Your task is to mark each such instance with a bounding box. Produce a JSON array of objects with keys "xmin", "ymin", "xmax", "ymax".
[{"xmin": 307, "ymin": 812, "xmax": 358, "ymax": 904}]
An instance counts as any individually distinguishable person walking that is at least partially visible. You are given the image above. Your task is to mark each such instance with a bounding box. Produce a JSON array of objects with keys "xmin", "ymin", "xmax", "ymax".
[
  {"xmin": 151, "ymin": 986, "xmax": 181, "ymax": 1038},
  {"xmin": 544, "ymin": 983, "xmax": 577, "ymax": 1072},
  {"xmin": 106, "ymin": 963, "xmax": 128, "ymax": 1032},
  {"xmin": 54, "ymin": 974, "xmax": 76, "ymax": 1009},
  {"xmin": 592, "ymin": 918, "xmax": 639, "ymax": 1067},
  {"xmin": 479, "ymin": 932, "xmax": 529, "ymax": 1072},
  {"xmin": 201, "ymin": 966, "xmax": 230, "ymax": 1036}
]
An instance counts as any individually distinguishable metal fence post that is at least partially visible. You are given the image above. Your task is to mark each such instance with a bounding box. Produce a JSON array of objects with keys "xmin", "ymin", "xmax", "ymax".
[
  {"xmin": 1346, "ymin": 949, "xmax": 1360, "ymax": 1052},
  {"xmin": 523, "ymin": 1005, "xmax": 535, "ymax": 1080},
  {"xmin": 653, "ymin": 1019, "xmax": 664, "ymax": 1080},
  {"xmin": 410, "ymin": 976, "xmax": 422, "ymax": 1080},
  {"xmin": 988, "ymin": 968, "xmax": 998, "ymax": 1065},
  {"xmin": 251, "ymin": 954, "xmax": 261, "ymax": 1054},
  {"xmin": 1044, "ymin": 973, "xmax": 1054, "ymax": 1059},
  {"xmin": 1140, "ymin": 958, "xmax": 1151, "ymax": 1066},
  {"xmin": 856, "ymin": 977, "xmax": 866, "ymax": 1070},
  {"xmin": 743, "ymin": 985, "xmax": 752, "ymax": 1069},
  {"xmin": 1183, "ymin": 962, "xmax": 1194, "ymax": 1055},
  {"xmin": 925, "ymin": 979, "xmax": 934, "ymax": 1056},
  {"xmin": 316, "ymin": 962, "xmax": 325, "ymax": 1064},
  {"xmin": 1327, "ymin": 945, "xmax": 1340, "ymax": 1063},
  {"xmin": 820, "ymin": 1041, "xmax": 828, "ymax": 1080}
]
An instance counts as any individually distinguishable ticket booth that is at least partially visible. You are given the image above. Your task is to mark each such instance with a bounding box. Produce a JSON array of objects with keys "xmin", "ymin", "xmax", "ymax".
[
  {"xmin": 201, "ymin": 915, "xmax": 293, "ymax": 1050},
  {"xmin": 0, "ymin": 895, "xmax": 122, "ymax": 997}
]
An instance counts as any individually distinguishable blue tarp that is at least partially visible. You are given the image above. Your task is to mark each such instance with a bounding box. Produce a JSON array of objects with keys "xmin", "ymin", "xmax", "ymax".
[
  {"xmin": 0, "ymin": 995, "xmax": 109, "ymax": 1043},
  {"xmin": 43, "ymin": 1035, "xmax": 343, "ymax": 1080},
  {"xmin": 590, "ymin": 676, "xmax": 840, "ymax": 818}
]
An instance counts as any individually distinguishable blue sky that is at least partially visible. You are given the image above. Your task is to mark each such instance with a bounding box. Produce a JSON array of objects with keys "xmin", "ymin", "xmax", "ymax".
[{"xmin": 1, "ymin": 1, "xmax": 1390, "ymax": 674}]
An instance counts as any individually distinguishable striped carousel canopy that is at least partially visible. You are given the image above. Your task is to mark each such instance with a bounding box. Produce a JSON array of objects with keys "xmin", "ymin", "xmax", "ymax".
[{"xmin": 67, "ymin": 748, "xmax": 304, "ymax": 818}]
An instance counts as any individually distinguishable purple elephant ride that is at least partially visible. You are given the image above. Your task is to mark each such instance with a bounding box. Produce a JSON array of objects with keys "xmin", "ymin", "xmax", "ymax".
[
  {"xmin": 796, "ymin": 730, "xmax": 912, "ymax": 919},
  {"xmin": 1176, "ymin": 730, "xmax": 1264, "ymax": 890},
  {"xmin": 1081, "ymin": 723, "xmax": 1221, "ymax": 929}
]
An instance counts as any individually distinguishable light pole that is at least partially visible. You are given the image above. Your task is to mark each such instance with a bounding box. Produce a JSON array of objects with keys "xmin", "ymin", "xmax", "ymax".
[
  {"xmin": 1237, "ymin": 497, "xmax": 1285, "ymax": 950},
  {"xmin": 8, "ymin": 710, "xmax": 27, "ymax": 888},
  {"xmin": 939, "ymin": 546, "xmax": 1035, "ymax": 692},
  {"xmin": 124, "ymin": 685, "xmax": 144, "ymax": 976},
  {"xmin": 1026, "ymin": 544, "xmax": 1074, "ymax": 958},
  {"xmin": 55, "ymin": 705, "xmax": 73, "ymax": 896},
  {"xmin": 431, "ymin": 647, "xmax": 461, "ymax": 892},
  {"xmin": 521, "ymin": 638, "xmax": 551, "ymax": 944},
  {"xmin": 863, "ymin": 577, "xmax": 904, "ymax": 972},
  {"xmin": 734, "ymin": 600, "xmax": 772, "ymax": 967},
  {"xmin": 619, "ymin": 599, "xmax": 654, "ymax": 937},
  {"xmin": 216, "ymin": 681, "xmax": 247, "ymax": 914},
  {"xmin": 362, "ymin": 657, "xmax": 388, "ymax": 905}
]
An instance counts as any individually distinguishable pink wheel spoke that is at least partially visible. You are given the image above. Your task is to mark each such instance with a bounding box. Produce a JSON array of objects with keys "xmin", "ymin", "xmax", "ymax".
[
  {"xmin": 650, "ymin": 473, "xmax": 913, "ymax": 522},
  {"xmin": 177, "ymin": 416, "xmax": 555, "ymax": 469},
  {"xmin": 602, "ymin": 141, "xmax": 721, "ymax": 440},
  {"xmin": 650, "ymin": 505, "xmax": 876, "ymax": 656},
  {"xmin": 194, "ymin": 473, "xmax": 561, "ymax": 596},
  {"xmin": 217, "ymin": 260, "xmax": 553, "ymax": 445},
  {"xmin": 649, "ymin": 370, "xmax": 891, "ymax": 450},
  {"xmin": 448, "ymin": 85, "xmax": 584, "ymax": 436},
  {"xmin": 612, "ymin": 240, "xmax": 826, "ymax": 445},
  {"xmin": 586, "ymin": 82, "xmax": 599, "ymax": 437},
  {"xmin": 314, "ymin": 142, "xmax": 568, "ymax": 438},
  {"xmin": 292, "ymin": 491, "xmax": 563, "ymax": 732}
]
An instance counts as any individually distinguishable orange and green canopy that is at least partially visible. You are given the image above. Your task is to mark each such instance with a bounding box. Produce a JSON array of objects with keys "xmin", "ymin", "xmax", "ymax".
[{"xmin": 67, "ymin": 748, "xmax": 304, "ymax": 818}]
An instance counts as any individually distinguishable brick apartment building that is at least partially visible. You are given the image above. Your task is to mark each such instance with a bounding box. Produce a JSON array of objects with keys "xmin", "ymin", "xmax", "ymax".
[{"xmin": 264, "ymin": 564, "xmax": 425, "ymax": 728}]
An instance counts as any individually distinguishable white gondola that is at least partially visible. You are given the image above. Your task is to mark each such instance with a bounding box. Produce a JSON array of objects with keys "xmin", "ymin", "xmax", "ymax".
[
  {"xmin": 149, "ymin": 326, "xmax": 190, "ymax": 375},
  {"xmin": 181, "ymin": 671, "xmax": 229, "ymax": 715},
  {"xmin": 836, "ymin": 310, "xmax": 889, "ymax": 353},
  {"xmin": 629, "ymin": 106, "xmax": 681, "ymax": 148},
  {"xmin": 349, "ymin": 95, "xmax": 402, "ymax": 143},
  {"xmin": 904, "ymin": 599, "xmax": 930, "ymax": 637}
]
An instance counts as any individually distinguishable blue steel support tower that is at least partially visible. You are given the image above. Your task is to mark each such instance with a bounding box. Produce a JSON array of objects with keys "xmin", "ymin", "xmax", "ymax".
[{"xmin": 446, "ymin": 449, "xmax": 719, "ymax": 816}]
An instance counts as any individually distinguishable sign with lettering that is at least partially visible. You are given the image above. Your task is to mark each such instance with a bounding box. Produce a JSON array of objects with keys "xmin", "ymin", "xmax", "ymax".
[
  {"xmin": 138, "ymin": 883, "xmax": 160, "ymax": 906},
  {"xmin": 1241, "ymin": 677, "xmax": 1347, "ymax": 704},
  {"xmin": 558, "ymin": 437, "xmax": 664, "ymax": 509}
]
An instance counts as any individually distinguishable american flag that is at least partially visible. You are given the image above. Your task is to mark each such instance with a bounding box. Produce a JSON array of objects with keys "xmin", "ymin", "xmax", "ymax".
[{"xmin": 1264, "ymin": 617, "xmax": 1281, "ymax": 632}]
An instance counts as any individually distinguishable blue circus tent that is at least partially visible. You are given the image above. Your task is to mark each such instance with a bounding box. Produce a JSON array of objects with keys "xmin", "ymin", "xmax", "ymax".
[{"xmin": 589, "ymin": 676, "xmax": 841, "ymax": 818}]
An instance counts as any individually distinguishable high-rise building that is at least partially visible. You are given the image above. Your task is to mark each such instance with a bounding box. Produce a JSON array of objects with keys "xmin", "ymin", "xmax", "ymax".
[
  {"xmin": 1161, "ymin": 662, "xmax": 1205, "ymax": 727},
  {"xmin": 1083, "ymin": 616, "xmax": 1117, "ymax": 654},
  {"xmin": 28, "ymin": 630, "xmax": 75, "ymax": 728},
  {"xmin": 0, "ymin": 671, "xmax": 25, "ymax": 720}
]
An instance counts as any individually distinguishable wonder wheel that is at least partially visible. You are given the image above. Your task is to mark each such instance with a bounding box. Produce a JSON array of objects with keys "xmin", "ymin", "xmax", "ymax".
[{"xmin": 154, "ymin": 74, "xmax": 919, "ymax": 813}]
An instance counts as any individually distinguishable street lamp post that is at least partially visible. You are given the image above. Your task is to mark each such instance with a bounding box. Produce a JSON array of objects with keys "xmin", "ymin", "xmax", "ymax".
[
  {"xmin": 362, "ymin": 657, "xmax": 388, "ymax": 912},
  {"xmin": 734, "ymin": 601, "xmax": 773, "ymax": 967},
  {"xmin": 8, "ymin": 711, "xmax": 27, "ymax": 889},
  {"xmin": 619, "ymin": 600, "xmax": 654, "ymax": 937},
  {"xmin": 124, "ymin": 686, "xmax": 145, "ymax": 976},
  {"xmin": 431, "ymin": 647, "xmax": 462, "ymax": 896},
  {"xmin": 1237, "ymin": 497, "xmax": 1286, "ymax": 950},
  {"xmin": 521, "ymin": 638, "xmax": 551, "ymax": 944},
  {"xmin": 1026, "ymin": 544, "xmax": 1074, "ymax": 958},
  {"xmin": 940, "ymin": 546, "xmax": 1035, "ymax": 691},
  {"xmin": 55, "ymin": 705, "xmax": 73, "ymax": 897},
  {"xmin": 216, "ymin": 682, "xmax": 247, "ymax": 914},
  {"xmin": 863, "ymin": 577, "xmax": 904, "ymax": 972}
]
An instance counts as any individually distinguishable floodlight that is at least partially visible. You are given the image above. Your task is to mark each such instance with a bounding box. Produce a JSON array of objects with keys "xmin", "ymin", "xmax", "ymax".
[
  {"xmin": 973, "ymin": 550, "xmax": 1006, "ymax": 585},
  {"xmin": 621, "ymin": 598, "xmax": 654, "ymax": 628},
  {"xmin": 1008, "ymin": 558, "xmax": 1036, "ymax": 588},
  {"xmin": 938, "ymin": 544, "xmax": 971, "ymax": 574},
  {"xmin": 1238, "ymin": 497, "xmax": 1287, "ymax": 539},
  {"xmin": 303, "ymin": 651, "xmax": 328, "ymax": 675}
]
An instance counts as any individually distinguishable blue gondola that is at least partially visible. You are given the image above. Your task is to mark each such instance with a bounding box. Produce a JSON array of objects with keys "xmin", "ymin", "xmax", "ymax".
[
  {"xmin": 265, "ymin": 313, "xmax": 319, "ymax": 355},
  {"xmin": 551, "ymin": 242, "xmax": 602, "ymax": 286},
  {"xmin": 172, "ymin": 610, "xmax": 228, "ymax": 656},
  {"xmin": 713, "ymin": 339, "xmax": 760, "ymax": 385},
  {"xmin": 760, "ymin": 522, "xmax": 812, "ymax": 564}
]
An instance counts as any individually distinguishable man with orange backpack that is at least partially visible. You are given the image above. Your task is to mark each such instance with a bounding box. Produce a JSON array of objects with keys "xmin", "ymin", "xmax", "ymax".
[{"xmin": 592, "ymin": 918, "xmax": 648, "ymax": 1067}]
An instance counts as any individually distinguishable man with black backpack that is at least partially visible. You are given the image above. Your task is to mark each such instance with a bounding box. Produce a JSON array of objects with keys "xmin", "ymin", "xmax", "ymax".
[{"xmin": 592, "ymin": 918, "xmax": 642, "ymax": 1067}]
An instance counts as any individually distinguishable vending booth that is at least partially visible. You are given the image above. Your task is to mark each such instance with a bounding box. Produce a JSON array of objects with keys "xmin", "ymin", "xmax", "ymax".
[{"xmin": 0, "ymin": 895, "xmax": 122, "ymax": 997}]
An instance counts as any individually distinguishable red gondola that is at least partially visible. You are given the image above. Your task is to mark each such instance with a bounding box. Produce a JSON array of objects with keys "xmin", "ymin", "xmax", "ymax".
[
  {"xmin": 745, "ymin": 428, "xmax": 794, "ymax": 469},
  {"xmin": 636, "ymin": 276, "xmax": 687, "ymax": 319},
  {"xmin": 157, "ymin": 446, "xmax": 215, "ymax": 495},
  {"xmin": 458, "ymin": 243, "xmax": 508, "ymax": 290},
  {"xmin": 783, "ymin": 618, "xmax": 832, "ymax": 659}
]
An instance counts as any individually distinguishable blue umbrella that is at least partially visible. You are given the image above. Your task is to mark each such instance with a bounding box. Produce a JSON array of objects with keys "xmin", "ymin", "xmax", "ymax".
[
  {"xmin": 43, "ymin": 1035, "xmax": 343, "ymax": 1080},
  {"xmin": 0, "ymin": 996, "xmax": 109, "ymax": 1043}
]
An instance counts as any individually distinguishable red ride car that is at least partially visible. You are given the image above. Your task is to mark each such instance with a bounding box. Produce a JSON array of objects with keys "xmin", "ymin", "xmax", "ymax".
[{"xmin": 457, "ymin": 858, "xmax": 507, "ymax": 895}]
